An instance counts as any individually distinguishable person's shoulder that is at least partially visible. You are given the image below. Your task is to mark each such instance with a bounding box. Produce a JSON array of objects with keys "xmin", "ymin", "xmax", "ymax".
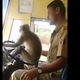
[
  {"xmin": 61, "ymin": 22, "xmax": 68, "ymax": 33},
  {"xmin": 58, "ymin": 22, "xmax": 67, "ymax": 40},
  {"xmin": 59, "ymin": 27, "xmax": 67, "ymax": 36},
  {"xmin": 64, "ymin": 19, "xmax": 68, "ymax": 28},
  {"xmin": 63, "ymin": 21, "xmax": 68, "ymax": 30}
]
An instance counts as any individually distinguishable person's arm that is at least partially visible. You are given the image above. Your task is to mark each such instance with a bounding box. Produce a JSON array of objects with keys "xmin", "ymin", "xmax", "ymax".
[
  {"xmin": 20, "ymin": 33, "xmax": 68, "ymax": 80},
  {"xmin": 41, "ymin": 33, "xmax": 68, "ymax": 73},
  {"xmin": 41, "ymin": 51, "xmax": 48, "ymax": 56},
  {"xmin": 20, "ymin": 56, "xmax": 67, "ymax": 80},
  {"xmin": 40, "ymin": 56, "xmax": 67, "ymax": 74}
]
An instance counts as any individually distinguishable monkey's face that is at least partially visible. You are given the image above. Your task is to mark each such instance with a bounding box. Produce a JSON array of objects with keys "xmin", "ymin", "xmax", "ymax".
[
  {"xmin": 19, "ymin": 24, "xmax": 30, "ymax": 32},
  {"xmin": 19, "ymin": 26, "xmax": 25, "ymax": 32}
]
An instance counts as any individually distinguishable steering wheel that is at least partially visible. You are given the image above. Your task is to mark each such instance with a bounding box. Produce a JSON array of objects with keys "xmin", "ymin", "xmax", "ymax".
[
  {"xmin": 3, "ymin": 41, "xmax": 15, "ymax": 63},
  {"xmin": 3, "ymin": 40, "xmax": 34, "ymax": 65},
  {"xmin": 3, "ymin": 41, "xmax": 35, "ymax": 80}
]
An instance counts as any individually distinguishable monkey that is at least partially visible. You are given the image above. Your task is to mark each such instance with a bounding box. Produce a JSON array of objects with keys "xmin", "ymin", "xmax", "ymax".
[{"xmin": 3, "ymin": 24, "xmax": 42, "ymax": 68}]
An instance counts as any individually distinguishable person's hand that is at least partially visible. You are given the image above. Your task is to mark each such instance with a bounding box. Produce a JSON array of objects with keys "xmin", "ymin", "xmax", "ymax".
[{"xmin": 20, "ymin": 68, "xmax": 39, "ymax": 80}]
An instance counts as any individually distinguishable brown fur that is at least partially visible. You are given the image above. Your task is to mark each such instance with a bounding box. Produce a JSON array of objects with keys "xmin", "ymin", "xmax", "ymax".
[{"xmin": 4, "ymin": 24, "xmax": 42, "ymax": 68}]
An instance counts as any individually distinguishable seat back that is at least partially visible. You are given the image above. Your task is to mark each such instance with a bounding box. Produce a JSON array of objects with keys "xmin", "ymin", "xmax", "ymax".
[{"xmin": 61, "ymin": 65, "xmax": 68, "ymax": 80}]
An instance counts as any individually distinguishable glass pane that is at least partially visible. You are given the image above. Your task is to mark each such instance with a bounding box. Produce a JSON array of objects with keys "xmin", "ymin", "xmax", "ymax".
[
  {"xmin": 34, "ymin": 21, "xmax": 56, "ymax": 51},
  {"xmin": 3, "ymin": 0, "xmax": 8, "ymax": 24},
  {"xmin": 9, "ymin": 20, "xmax": 21, "ymax": 42}
]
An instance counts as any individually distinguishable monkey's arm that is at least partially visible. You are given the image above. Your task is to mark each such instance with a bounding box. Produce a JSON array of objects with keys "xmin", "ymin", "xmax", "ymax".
[{"xmin": 3, "ymin": 35, "xmax": 25, "ymax": 47}]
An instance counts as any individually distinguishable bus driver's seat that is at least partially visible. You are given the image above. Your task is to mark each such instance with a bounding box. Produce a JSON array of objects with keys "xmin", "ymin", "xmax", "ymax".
[{"xmin": 61, "ymin": 65, "xmax": 68, "ymax": 80}]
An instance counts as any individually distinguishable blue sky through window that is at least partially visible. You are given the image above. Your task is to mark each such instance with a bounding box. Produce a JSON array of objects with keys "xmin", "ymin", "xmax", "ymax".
[{"xmin": 3, "ymin": 0, "xmax": 8, "ymax": 23}]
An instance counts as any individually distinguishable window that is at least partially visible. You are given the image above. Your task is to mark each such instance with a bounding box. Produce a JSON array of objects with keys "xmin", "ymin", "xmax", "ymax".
[
  {"xmin": 31, "ymin": 18, "xmax": 56, "ymax": 51},
  {"xmin": 3, "ymin": 0, "xmax": 10, "ymax": 26},
  {"xmin": 9, "ymin": 19, "xmax": 21, "ymax": 42}
]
